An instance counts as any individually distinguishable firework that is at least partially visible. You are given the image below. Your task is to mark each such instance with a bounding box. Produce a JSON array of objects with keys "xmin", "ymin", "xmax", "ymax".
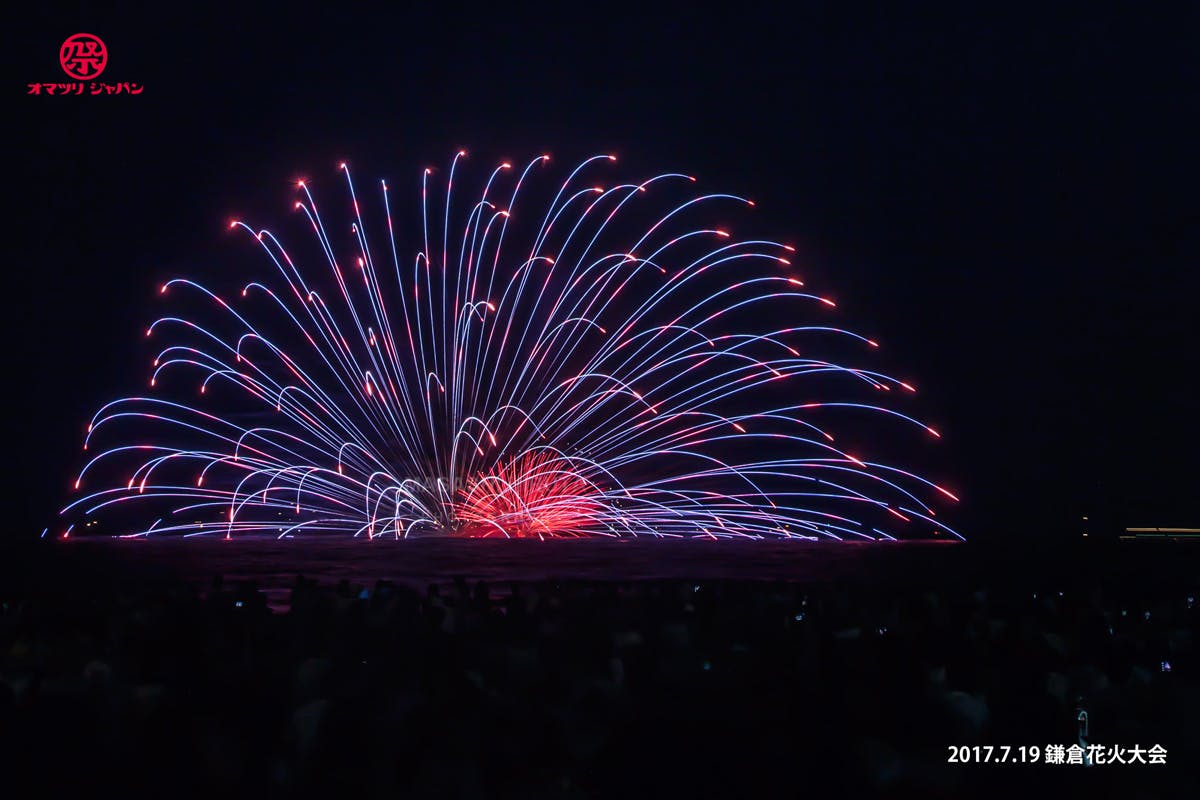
[{"xmin": 62, "ymin": 152, "xmax": 959, "ymax": 540}]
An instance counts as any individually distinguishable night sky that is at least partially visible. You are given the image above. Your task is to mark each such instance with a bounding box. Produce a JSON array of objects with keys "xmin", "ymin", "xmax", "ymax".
[{"xmin": 11, "ymin": 2, "xmax": 1197, "ymax": 540}]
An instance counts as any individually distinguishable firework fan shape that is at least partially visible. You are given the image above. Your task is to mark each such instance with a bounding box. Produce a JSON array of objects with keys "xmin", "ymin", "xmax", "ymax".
[{"xmin": 62, "ymin": 152, "xmax": 960, "ymax": 541}]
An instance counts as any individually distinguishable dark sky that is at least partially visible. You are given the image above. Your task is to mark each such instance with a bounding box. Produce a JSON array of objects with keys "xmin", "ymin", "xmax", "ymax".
[{"xmin": 10, "ymin": 2, "xmax": 1197, "ymax": 540}]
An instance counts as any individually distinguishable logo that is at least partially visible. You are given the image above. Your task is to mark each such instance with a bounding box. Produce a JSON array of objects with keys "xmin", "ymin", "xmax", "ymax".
[
  {"xmin": 27, "ymin": 33, "xmax": 142, "ymax": 96},
  {"xmin": 59, "ymin": 33, "xmax": 108, "ymax": 80}
]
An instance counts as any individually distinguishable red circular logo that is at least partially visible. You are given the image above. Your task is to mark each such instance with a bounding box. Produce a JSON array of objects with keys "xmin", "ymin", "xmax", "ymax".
[{"xmin": 59, "ymin": 33, "xmax": 108, "ymax": 80}]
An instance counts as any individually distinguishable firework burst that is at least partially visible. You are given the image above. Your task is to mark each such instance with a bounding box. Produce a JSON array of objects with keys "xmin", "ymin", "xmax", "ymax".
[{"xmin": 61, "ymin": 152, "xmax": 959, "ymax": 540}]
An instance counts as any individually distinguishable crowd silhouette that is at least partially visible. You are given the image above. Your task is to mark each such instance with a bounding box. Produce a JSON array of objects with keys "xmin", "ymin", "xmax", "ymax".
[{"xmin": 2, "ymin": 557, "xmax": 1196, "ymax": 798}]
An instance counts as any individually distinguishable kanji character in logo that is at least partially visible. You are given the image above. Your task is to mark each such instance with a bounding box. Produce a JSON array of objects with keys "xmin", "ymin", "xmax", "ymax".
[{"xmin": 60, "ymin": 33, "xmax": 108, "ymax": 80}]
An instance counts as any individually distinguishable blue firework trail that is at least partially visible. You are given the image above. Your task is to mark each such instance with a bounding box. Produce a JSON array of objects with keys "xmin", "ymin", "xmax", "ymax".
[{"xmin": 61, "ymin": 152, "xmax": 960, "ymax": 540}]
